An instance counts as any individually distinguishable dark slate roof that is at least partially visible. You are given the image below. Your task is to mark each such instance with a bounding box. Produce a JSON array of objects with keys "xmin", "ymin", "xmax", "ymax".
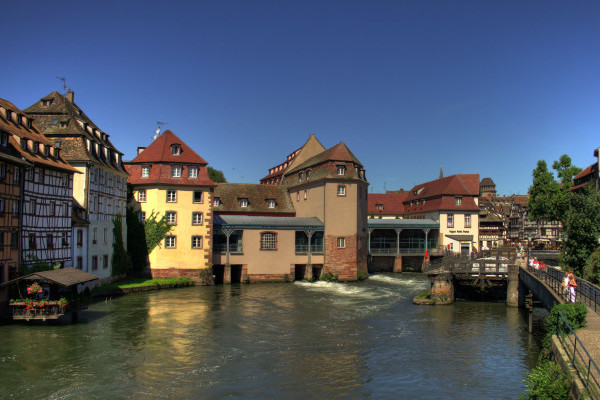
[
  {"xmin": 214, "ymin": 215, "xmax": 323, "ymax": 229},
  {"xmin": 0, "ymin": 98, "xmax": 78, "ymax": 174},
  {"xmin": 480, "ymin": 177, "xmax": 495, "ymax": 186},
  {"xmin": 1, "ymin": 267, "xmax": 98, "ymax": 287},
  {"xmin": 368, "ymin": 219, "xmax": 439, "ymax": 229},
  {"xmin": 213, "ymin": 183, "xmax": 295, "ymax": 215},
  {"xmin": 24, "ymin": 91, "xmax": 126, "ymax": 174}
]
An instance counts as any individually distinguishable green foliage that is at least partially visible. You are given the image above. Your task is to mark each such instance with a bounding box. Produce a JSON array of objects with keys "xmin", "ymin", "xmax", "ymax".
[
  {"xmin": 545, "ymin": 302, "xmax": 587, "ymax": 337},
  {"xmin": 284, "ymin": 274, "xmax": 290, "ymax": 283},
  {"xmin": 320, "ymin": 272, "xmax": 339, "ymax": 282},
  {"xmin": 144, "ymin": 211, "xmax": 172, "ymax": 254},
  {"xmin": 208, "ymin": 166, "xmax": 227, "ymax": 183},
  {"xmin": 357, "ymin": 270, "xmax": 369, "ymax": 281},
  {"xmin": 560, "ymin": 186, "xmax": 600, "ymax": 275},
  {"xmin": 112, "ymin": 216, "xmax": 132, "ymax": 276},
  {"xmin": 552, "ymin": 154, "xmax": 582, "ymax": 189},
  {"xmin": 24, "ymin": 256, "xmax": 61, "ymax": 273},
  {"xmin": 528, "ymin": 160, "xmax": 561, "ymax": 222},
  {"xmin": 94, "ymin": 277, "xmax": 194, "ymax": 291},
  {"xmin": 520, "ymin": 361, "xmax": 570, "ymax": 400},
  {"xmin": 126, "ymin": 205, "xmax": 149, "ymax": 276},
  {"xmin": 584, "ymin": 248, "xmax": 600, "ymax": 285},
  {"xmin": 416, "ymin": 290, "xmax": 432, "ymax": 299},
  {"xmin": 198, "ymin": 268, "xmax": 214, "ymax": 286}
]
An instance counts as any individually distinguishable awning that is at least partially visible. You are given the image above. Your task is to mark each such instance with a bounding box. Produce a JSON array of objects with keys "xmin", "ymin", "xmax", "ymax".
[
  {"xmin": 0, "ymin": 268, "xmax": 99, "ymax": 288},
  {"xmin": 446, "ymin": 234, "xmax": 474, "ymax": 242}
]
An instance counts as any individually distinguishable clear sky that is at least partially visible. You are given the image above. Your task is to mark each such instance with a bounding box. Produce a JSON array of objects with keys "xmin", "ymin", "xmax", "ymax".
[{"xmin": 3, "ymin": 1, "xmax": 599, "ymax": 195}]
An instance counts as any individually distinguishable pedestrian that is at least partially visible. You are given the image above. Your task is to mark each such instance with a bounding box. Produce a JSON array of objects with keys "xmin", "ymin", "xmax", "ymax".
[
  {"xmin": 567, "ymin": 270, "xmax": 577, "ymax": 303},
  {"xmin": 562, "ymin": 272, "xmax": 569, "ymax": 298},
  {"xmin": 533, "ymin": 258, "xmax": 539, "ymax": 270}
]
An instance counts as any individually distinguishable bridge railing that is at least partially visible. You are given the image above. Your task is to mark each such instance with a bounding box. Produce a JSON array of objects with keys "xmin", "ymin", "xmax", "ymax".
[
  {"xmin": 527, "ymin": 265, "xmax": 600, "ymax": 315},
  {"xmin": 555, "ymin": 310, "xmax": 600, "ymax": 399},
  {"xmin": 423, "ymin": 254, "xmax": 513, "ymax": 276}
]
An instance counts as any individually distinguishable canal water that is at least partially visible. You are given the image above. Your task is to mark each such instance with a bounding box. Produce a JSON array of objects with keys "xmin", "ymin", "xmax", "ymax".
[{"xmin": 0, "ymin": 273, "xmax": 543, "ymax": 399}]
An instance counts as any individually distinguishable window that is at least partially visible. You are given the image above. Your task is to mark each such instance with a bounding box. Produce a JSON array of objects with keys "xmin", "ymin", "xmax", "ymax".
[
  {"xmin": 29, "ymin": 233, "xmax": 36, "ymax": 249},
  {"xmin": 138, "ymin": 189, "xmax": 146, "ymax": 202},
  {"xmin": 171, "ymin": 144, "xmax": 181, "ymax": 156},
  {"xmin": 77, "ymin": 229, "xmax": 83, "ymax": 247},
  {"xmin": 337, "ymin": 185, "xmax": 346, "ymax": 196},
  {"xmin": 465, "ymin": 214, "xmax": 471, "ymax": 228},
  {"xmin": 296, "ymin": 192, "xmax": 300, "ymax": 201},
  {"xmin": 63, "ymin": 203, "xmax": 69, "ymax": 217},
  {"xmin": 93, "ymin": 227, "xmax": 98, "ymax": 244},
  {"xmin": 76, "ymin": 256, "xmax": 83, "ymax": 270},
  {"xmin": 139, "ymin": 212, "xmax": 146, "ymax": 222},
  {"xmin": 49, "ymin": 202, "xmax": 55, "ymax": 216},
  {"xmin": 306, "ymin": 170, "xmax": 311, "ymax": 180},
  {"xmin": 12, "ymin": 200, "xmax": 19, "ymax": 216},
  {"xmin": 267, "ymin": 199, "xmax": 276, "ymax": 209},
  {"xmin": 167, "ymin": 190, "xmax": 177, "ymax": 202},
  {"xmin": 29, "ymin": 200, "xmax": 36, "ymax": 214},
  {"xmin": 165, "ymin": 236, "xmax": 176, "ymax": 248},
  {"xmin": 298, "ymin": 172, "xmax": 303, "ymax": 182},
  {"xmin": 0, "ymin": 163, "xmax": 5, "ymax": 180},
  {"xmin": 261, "ymin": 232, "xmax": 277, "ymax": 250},
  {"xmin": 239, "ymin": 198, "xmax": 248, "ymax": 208},
  {"xmin": 456, "ymin": 197, "xmax": 462, "ymax": 206},
  {"xmin": 192, "ymin": 212, "xmax": 203, "ymax": 225},
  {"xmin": 166, "ymin": 211, "xmax": 177, "ymax": 225},
  {"xmin": 141, "ymin": 165, "xmax": 150, "ymax": 178},
  {"xmin": 213, "ymin": 197, "xmax": 220, "ymax": 207},
  {"xmin": 337, "ymin": 237, "xmax": 346, "ymax": 248},
  {"xmin": 0, "ymin": 133, "xmax": 6, "ymax": 147},
  {"xmin": 193, "ymin": 191, "xmax": 203, "ymax": 203},
  {"xmin": 188, "ymin": 166, "xmax": 198, "ymax": 179},
  {"xmin": 304, "ymin": 190, "xmax": 307, "ymax": 200},
  {"xmin": 62, "ymin": 232, "xmax": 68, "ymax": 247},
  {"xmin": 13, "ymin": 167, "xmax": 19, "ymax": 185},
  {"xmin": 103, "ymin": 228, "xmax": 108, "ymax": 244},
  {"xmin": 337, "ymin": 165, "xmax": 346, "ymax": 176},
  {"xmin": 172, "ymin": 166, "xmax": 182, "ymax": 178},
  {"xmin": 376, "ymin": 204, "xmax": 384, "ymax": 211},
  {"xmin": 192, "ymin": 236, "xmax": 203, "ymax": 249},
  {"xmin": 103, "ymin": 255, "xmax": 109, "ymax": 269},
  {"xmin": 11, "ymin": 233, "xmax": 17, "ymax": 249},
  {"xmin": 46, "ymin": 234, "xmax": 53, "ymax": 249},
  {"xmin": 447, "ymin": 214, "xmax": 454, "ymax": 228},
  {"xmin": 0, "ymin": 199, "xmax": 4, "ymax": 214},
  {"xmin": 92, "ymin": 256, "xmax": 98, "ymax": 270}
]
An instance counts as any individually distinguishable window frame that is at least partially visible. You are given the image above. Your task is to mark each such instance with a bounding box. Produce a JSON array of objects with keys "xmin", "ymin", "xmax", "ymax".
[
  {"xmin": 188, "ymin": 166, "xmax": 198, "ymax": 179},
  {"xmin": 191, "ymin": 236, "xmax": 203, "ymax": 249},
  {"xmin": 172, "ymin": 166, "xmax": 182, "ymax": 178},
  {"xmin": 192, "ymin": 212, "xmax": 203, "ymax": 225},
  {"xmin": 447, "ymin": 213, "xmax": 454, "ymax": 228},
  {"xmin": 193, "ymin": 191, "xmax": 203, "ymax": 203},
  {"xmin": 165, "ymin": 235, "xmax": 177, "ymax": 249},
  {"xmin": 138, "ymin": 189, "xmax": 146, "ymax": 203},
  {"xmin": 166, "ymin": 190, "xmax": 177, "ymax": 203},
  {"xmin": 337, "ymin": 165, "xmax": 346, "ymax": 176},
  {"xmin": 465, "ymin": 214, "xmax": 471, "ymax": 228},
  {"xmin": 166, "ymin": 211, "xmax": 177, "ymax": 225},
  {"xmin": 337, "ymin": 185, "xmax": 346, "ymax": 196},
  {"xmin": 337, "ymin": 237, "xmax": 346, "ymax": 248},
  {"xmin": 141, "ymin": 165, "xmax": 150, "ymax": 178},
  {"xmin": 260, "ymin": 231, "xmax": 277, "ymax": 251}
]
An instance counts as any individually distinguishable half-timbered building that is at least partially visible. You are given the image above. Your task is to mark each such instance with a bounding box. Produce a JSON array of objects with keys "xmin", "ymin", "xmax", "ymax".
[
  {"xmin": 25, "ymin": 91, "xmax": 128, "ymax": 281},
  {"xmin": 0, "ymin": 98, "xmax": 77, "ymax": 271}
]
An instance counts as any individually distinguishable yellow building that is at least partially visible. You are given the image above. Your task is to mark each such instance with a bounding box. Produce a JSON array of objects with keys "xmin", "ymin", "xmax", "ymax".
[{"xmin": 125, "ymin": 130, "xmax": 215, "ymax": 279}]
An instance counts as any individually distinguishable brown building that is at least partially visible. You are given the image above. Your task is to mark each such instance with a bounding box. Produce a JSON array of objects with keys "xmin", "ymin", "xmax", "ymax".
[{"xmin": 479, "ymin": 177, "xmax": 497, "ymax": 199}]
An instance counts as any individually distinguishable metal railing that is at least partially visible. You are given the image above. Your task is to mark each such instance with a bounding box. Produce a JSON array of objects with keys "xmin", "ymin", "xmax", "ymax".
[
  {"xmin": 527, "ymin": 265, "xmax": 600, "ymax": 315},
  {"xmin": 213, "ymin": 244, "xmax": 243, "ymax": 254},
  {"xmin": 555, "ymin": 310, "xmax": 600, "ymax": 399},
  {"xmin": 423, "ymin": 254, "xmax": 513, "ymax": 276},
  {"xmin": 294, "ymin": 244, "xmax": 324, "ymax": 254}
]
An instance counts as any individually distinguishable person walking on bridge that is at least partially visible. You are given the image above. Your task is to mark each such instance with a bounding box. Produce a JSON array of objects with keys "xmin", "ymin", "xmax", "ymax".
[{"xmin": 567, "ymin": 270, "xmax": 577, "ymax": 303}]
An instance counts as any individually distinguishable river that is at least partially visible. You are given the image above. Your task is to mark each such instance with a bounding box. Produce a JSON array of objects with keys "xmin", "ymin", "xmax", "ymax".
[{"xmin": 0, "ymin": 273, "xmax": 543, "ymax": 399}]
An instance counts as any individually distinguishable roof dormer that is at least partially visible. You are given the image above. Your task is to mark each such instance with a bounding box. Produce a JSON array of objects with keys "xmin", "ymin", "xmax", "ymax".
[{"xmin": 171, "ymin": 143, "xmax": 181, "ymax": 156}]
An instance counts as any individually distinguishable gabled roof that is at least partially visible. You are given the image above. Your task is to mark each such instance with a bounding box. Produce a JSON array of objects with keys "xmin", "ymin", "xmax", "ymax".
[
  {"xmin": 573, "ymin": 164, "xmax": 593, "ymax": 180},
  {"xmin": 0, "ymin": 267, "xmax": 98, "ymax": 288},
  {"xmin": 213, "ymin": 183, "xmax": 295, "ymax": 215},
  {"xmin": 0, "ymin": 98, "xmax": 78, "ymax": 174},
  {"xmin": 404, "ymin": 174, "xmax": 480, "ymax": 202},
  {"xmin": 368, "ymin": 193, "xmax": 408, "ymax": 215},
  {"xmin": 261, "ymin": 134, "xmax": 326, "ymax": 183},
  {"xmin": 287, "ymin": 141, "xmax": 363, "ymax": 175},
  {"xmin": 129, "ymin": 130, "xmax": 208, "ymax": 165},
  {"xmin": 24, "ymin": 91, "xmax": 126, "ymax": 173}
]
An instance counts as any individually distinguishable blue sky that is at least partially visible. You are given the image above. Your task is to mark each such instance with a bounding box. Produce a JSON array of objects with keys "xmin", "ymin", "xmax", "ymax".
[{"xmin": 3, "ymin": 1, "xmax": 599, "ymax": 195}]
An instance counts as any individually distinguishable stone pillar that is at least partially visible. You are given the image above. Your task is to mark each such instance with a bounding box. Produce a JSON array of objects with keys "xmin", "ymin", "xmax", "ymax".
[
  {"xmin": 305, "ymin": 265, "xmax": 313, "ymax": 281},
  {"xmin": 431, "ymin": 274, "xmax": 455, "ymax": 303},
  {"xmin": 506, "ymin": 260, "xmax": 521, "ymax": 307},
  {"xmin": 393, "ymin": 255, "xmax": 403, "ymax": 273},
  {"xmin": 224, "ymin": 265, "xmax": 231, "ymax": 284}
]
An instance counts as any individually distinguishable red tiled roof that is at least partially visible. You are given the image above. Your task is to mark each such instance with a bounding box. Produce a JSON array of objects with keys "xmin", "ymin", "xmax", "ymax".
[
  {"xmin": 404, "ymin": 195, "xmax": 479, "ymax": 214},
  {"xmin": 404, "ymin": 174, "xmax": 480, "ymax": 202},
  {"xmin": 574, "ymin": 164, "xmax": 593, "ymax": 180},
  {"xmin": 368, "ymin": 193, "xmax": 408, "ymax": 215},
  {"xmin": 125, "ymin": 130, "xmax": 214, "ymax": 186},
  {"xmin": 129, "ymin": 130, "xmax": 208, "ymax": 165}
]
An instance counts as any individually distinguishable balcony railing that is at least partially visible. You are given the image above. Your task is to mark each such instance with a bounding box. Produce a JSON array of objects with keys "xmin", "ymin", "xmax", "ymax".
[
  {"xmin": 213, "ymin": 244, "xmax": 243, "ymax": 254},
  {"xmin": 295, "ymin": 244, "xmax": 324, "ymax": 254}
]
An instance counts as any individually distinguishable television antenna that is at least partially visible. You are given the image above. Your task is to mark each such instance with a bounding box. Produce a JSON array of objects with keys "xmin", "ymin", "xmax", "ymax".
[
  {"xmin": 56, "ymin": 76, "xmax": 68, "ymax": 93},
  {"xmin": 153, "ymin": 121, "xmax": 167, "ymax": 140}
]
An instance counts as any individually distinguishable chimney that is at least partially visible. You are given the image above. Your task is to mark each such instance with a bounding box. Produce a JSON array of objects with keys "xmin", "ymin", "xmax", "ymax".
[
  {"xmin": 67, "ymin": 90, "xmax": 74, "ymax": 103},
  {"xmin": 137, "ymin": 147, "xmax": 146, "ymax": 155}
]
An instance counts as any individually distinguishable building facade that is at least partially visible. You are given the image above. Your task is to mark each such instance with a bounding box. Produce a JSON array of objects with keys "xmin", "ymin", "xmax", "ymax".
[
  {"xmin": 25, "ymin": 91, "xmax": 128, "ymax": 280},
  {"xmin": 125, "ymin": 130, "xmax": 215, "ymax": 278},
  {"xmin": 1, "ymin": 98, "xmax": 77, "ymax": 270}
]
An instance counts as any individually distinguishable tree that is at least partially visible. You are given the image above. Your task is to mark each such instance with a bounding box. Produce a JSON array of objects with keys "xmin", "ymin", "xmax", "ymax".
[
  {"xmin": 552, "ymin": 154, "xmax": 582, "ymax": 189},
  {"xmin": 208, "ymin": 166, "xmax": 227, "ymax": 183},
  {"xmin": 111, "ymin": 215, "xmax": 132, "ymax": 276},
  {"xmin": 560, "ymin": 186, "xmax": 600, "ymax": 276},
  {"xmin": 144, "ymin": 211, "xmax": 172, "ymax": 254},
  {"xmin": 528, "ymin": 160, "xmax": 561, "ymax": 222},
  {"xmin": 126, "ymin": 205, "xmax": 149, "ymax": 276}
]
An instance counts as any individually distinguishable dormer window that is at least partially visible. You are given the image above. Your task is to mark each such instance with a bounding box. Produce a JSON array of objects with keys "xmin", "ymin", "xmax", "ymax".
[
  {"xmin": 27, "ymin": 119, "xmax": 32, "ymax": 129},
  {"xmin": 21, "ymin": 138, "xmax": 28, "ymax": 151},
  {"xmin": 376, "ymin": 204, "xmax": 384, "ymax": 211},
  {"xmin": 267, "ymin": 199, "xmax": 276, "ymax": 209},
  {"xmin": 60, "ymin": 121, "xmax": 68, "ymax": 128},
  {"xmin": 141, "ymin": 165, "xmax": 150, "ymax": 178},
  {"xmin": 213, "ymin": 197, "xmax": 221, "ymax": 207},
  {"xmin": 188, "ymin": 166, "xmax": 198, "ymax": 179},
  {"xmin": 33, "ymin": 142, "xmax": 40, "ymax": 154},
  {"xmin": 171, "ymin": 144, "xmax": 181, "ymax": 156},
  {"xmin": 456, "ymin": 197, "xmax": 462, "ymax": 206},
  {"xmin": 172, "ymin": 166, "xmax": 182, "ymax": 178},
  {"xmin": 44, "ymin": 146, "xmax": 50, "ymax": 157},
  {"xmin": 42, "ymin": 99, "xmax": 53, "ymax": 106},
  {"xmin": 239, "ymin": 198, "xmax": 248, "ymax": 208},
  {"xmin": 306, "ymin": 169, "xmax": 311, "ymax": 180},
  {"xmin": 298, "ymin": 172, "xmax": 303, "ymax": 182},
  {"xmin": 5, "ymin": 110, "xmax": 12, "ymax": 122},
  {"xmin": 0, "ymin": 133, "xmax": 7, "ymax": 147},
  {"xmin": 337, "ymin": 165, "xmax": 346, "ymax": 176}
]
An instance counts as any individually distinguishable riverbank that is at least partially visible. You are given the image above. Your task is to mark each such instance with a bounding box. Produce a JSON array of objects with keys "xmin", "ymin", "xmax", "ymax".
[{"xmin": 91, "ymin": 277, "xmax": 195, "ymax": 298}]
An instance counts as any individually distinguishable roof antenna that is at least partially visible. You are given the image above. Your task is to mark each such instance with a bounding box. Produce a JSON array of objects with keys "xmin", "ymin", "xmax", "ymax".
[
  {"xmin": 56, "ymin": 76, "xmax": 68, "ymax": 94},
  {"xmin": 153, "ymin": 121, "xmax": 167, "ymax": 140}
]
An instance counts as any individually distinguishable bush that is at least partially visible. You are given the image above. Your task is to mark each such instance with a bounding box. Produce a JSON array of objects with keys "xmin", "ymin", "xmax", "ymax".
[
  {"xmin": 320, "ymin": 272, "xmax": 339, "ymax": 282},
  {"xmin": 520, "ymin": 361, "xmax": 570, "ymax": 400},
  {"xmin": 545, "ymin": 303, "xmax": 587, "ymax": 337},
  {"xmin": 357, "ymin": 270, "xmax": 369, "ymax": 281}
]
